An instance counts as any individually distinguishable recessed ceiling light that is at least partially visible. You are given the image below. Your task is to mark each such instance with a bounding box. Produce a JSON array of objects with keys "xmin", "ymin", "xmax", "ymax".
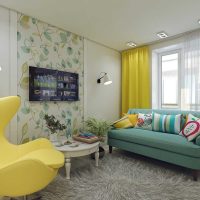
[
  {"xmin": 126, "ymin": 41, "xmax": 137, "ymax": 47},
  {"xmin": 198, "ymin": 19, "xmax": 200, "ymax": 24},
  {"xmin": 157, "ymin": 32, "xmax": 168, "ymax": 39}
]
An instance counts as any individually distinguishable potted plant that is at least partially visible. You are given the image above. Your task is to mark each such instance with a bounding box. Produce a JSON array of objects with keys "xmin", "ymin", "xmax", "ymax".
[
  {"xmin": 44, "ymin": 114, "xmax": 66, "ymax": 142},
  {"xmin": 84, "ymin": 117, "xmax": 111, "ymax": 158}
]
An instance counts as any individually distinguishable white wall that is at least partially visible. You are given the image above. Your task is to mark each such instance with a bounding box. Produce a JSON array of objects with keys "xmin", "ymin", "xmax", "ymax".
[
  {"xmin": 0, "ymin": 7, "xmax": 10, "ymax": 97},
  {"xmin": 0, "ymin": 6, "xmax": 121, "ymax": 144},
  {"xmin": 84, "ymin": 39, "xmax": 121, "ymax": 122},
  {"xmin": 0, "ymin": 7, "xmax": 17, "ymax": 143}
]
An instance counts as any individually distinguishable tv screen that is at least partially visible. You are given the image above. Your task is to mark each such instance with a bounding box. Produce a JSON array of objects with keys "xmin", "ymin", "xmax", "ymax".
[{"xmin": 29, "ymin": 66, "xmax": 79, "ymax": 101}]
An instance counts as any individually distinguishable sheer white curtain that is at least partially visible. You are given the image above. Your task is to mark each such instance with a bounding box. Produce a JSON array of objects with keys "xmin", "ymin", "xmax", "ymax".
[{"xmin": 182, "ymin": 30, "xmax": 200, "ymax": 110}]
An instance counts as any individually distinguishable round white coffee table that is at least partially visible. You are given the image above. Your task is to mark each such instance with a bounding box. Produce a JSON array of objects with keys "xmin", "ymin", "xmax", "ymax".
[{"xmin": 55, "ymin": 140, "xmax": 100, "ymax": 179}]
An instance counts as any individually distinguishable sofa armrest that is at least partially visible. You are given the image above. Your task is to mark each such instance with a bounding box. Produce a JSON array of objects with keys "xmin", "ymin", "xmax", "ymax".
[{"xmin": 195, "ymin": 135, "xmax": 200, "ymax": 146}]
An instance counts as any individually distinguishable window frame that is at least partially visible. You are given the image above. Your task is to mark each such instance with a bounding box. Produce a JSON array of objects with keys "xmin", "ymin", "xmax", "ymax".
[{"xmin": 158, "ymin": 49, "xmax": 181, "ymax": 109}]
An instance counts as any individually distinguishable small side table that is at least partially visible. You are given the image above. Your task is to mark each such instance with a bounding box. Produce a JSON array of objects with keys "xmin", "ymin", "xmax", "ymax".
[{"xmin": 54, "ymin": 140, "xmax": 100, "ymax": 179}]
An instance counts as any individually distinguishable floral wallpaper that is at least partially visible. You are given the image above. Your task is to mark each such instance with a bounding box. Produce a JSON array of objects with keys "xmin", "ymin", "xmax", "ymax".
[{"xmin": 17, "ymin": 14, "xmax": 84, "ymax": 143}]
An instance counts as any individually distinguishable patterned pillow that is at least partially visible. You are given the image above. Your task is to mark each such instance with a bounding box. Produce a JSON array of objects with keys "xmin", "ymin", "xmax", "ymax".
[
  {"xmin": 112, "ymin": 116, "xmax": 133, "ymax": 129},
  {"xmin": 179, "ymin": 114, "xmax": 200, "ymax": 141},
  {"xmin": 135, "ymin": 113, "xmax": 152, "ymax": 130},
  {"xmin": 152, "ymin": 113, "xmax": 181, "ymax": 134},
  {"xmin": 180, "ymin": 120, "xmax": 200, "ymax": 141}
]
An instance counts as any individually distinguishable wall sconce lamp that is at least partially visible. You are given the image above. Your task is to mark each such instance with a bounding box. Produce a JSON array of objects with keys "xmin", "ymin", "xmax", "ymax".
[{"xmin": 97, "ymin": 72, "xmax": 112, "ymax": 85}]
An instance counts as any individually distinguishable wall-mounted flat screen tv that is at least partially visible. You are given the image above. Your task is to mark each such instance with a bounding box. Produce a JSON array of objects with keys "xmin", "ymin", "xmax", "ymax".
[{"xmin": 29, "ymin": 66, "xmax": 79, "ymax": 101}]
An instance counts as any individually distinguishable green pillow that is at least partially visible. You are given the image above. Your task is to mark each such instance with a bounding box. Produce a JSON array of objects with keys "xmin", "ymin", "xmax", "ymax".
[{"xmin": 152, "ymin": 113, "xmax": 181, "ymax": 134}]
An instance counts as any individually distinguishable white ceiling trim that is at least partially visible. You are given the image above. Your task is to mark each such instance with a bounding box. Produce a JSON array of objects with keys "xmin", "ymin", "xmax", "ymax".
[{"xmin": 0, "ymin": 0, "xmax": 200, "ymax": 51}]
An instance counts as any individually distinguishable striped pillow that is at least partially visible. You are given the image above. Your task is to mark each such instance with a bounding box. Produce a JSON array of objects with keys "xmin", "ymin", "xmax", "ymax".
[{"xmin": 152, "ymin": 113, "xmax": 181, "ymax": 134}]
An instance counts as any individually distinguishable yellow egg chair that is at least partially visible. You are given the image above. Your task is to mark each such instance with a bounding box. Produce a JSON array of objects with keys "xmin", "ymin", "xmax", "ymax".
[{"xmin": 0, "ymin": 96, "xmax": 64, "ymax": 199}]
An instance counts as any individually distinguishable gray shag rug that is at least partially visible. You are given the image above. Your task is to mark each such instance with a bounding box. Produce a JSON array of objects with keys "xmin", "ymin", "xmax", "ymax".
[{"xmin": 40, "ymin": 150, "xmax": 200, "ymax": 200}]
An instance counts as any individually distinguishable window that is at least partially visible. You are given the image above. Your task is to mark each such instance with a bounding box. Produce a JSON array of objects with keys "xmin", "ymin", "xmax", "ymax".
[
  {"xmin": 159, "ymin": 51, "xmax": 180, "ymax": 109},
  {"xmin": 152, "ymin": 33, "xmax": 200, "ymax": 111}
]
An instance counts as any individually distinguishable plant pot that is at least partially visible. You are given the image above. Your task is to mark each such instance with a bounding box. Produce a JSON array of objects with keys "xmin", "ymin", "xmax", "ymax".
[
  {"xmin": 91, "ymin": 146, "xmax": 105, "ymax": 159},
  {"xmin": 49, "ymin": 133, "xmax": 58, "ymax": 142}
]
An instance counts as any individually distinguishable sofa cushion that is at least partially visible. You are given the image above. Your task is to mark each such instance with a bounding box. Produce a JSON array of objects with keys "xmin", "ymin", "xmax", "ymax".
[
  {"xmin": 152, "ymin": 113, "xmax": 181, "ymax": 134},
  {"xmin": 126, "ymin": 114, "xmax": 138, "ymax": 126},
  {"xmin": 180, "ymin": 120, "xmax": 200, "ymax": 141},
  {"xmin": 112, "ymin": 116, "xmax": 133, "ymax": 128},
  {"xmin": 108, "ymin": 128, "xmax": 200, "ymax": 158},
  {"xmin": 135, "ymin": 113, "xmax": 152, "ymax": 130},
  {"xmin": 187, "ymin": 113, "xmax": 199, "ymax": 122},
  {"xmin": 181, "ymin": 114, "xmax": 188, "ymax": 130}
]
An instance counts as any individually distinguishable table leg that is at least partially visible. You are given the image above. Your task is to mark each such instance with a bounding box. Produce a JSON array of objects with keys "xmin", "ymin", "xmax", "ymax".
[
  {"xmin": 65, "ymin": 158, "xmax": 71, "ymax": 179},
  {"xmin": 95, "ymin": 148, "xmax": 99, "ymax": 167}
]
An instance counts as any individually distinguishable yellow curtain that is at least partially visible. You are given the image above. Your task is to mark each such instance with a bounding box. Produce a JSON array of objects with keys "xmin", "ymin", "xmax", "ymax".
[{"xmin": 122, "ymin": 46, "xmax": 151, "ymax": 114}]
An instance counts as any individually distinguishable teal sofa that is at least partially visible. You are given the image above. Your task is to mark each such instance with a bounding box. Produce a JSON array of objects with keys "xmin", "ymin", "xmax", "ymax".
[{"xmin": 108, "ymin": 109, "xmax": 200, "ymax": 180}]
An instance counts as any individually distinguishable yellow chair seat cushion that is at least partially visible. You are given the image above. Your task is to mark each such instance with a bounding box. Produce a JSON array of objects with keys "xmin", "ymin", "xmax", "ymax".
[{"xmin": 19, "ymin": 149, "xmax": 64, "ymax": 169}]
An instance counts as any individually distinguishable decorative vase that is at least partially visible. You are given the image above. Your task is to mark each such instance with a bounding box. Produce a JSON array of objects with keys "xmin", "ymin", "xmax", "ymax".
[
  {"xmin": 49, "ymin": 133, "xmax": 58, "ymax": 142},
  {"xmin": 65, "ymin": 119, "xmax": 72, "ymax": 139}
]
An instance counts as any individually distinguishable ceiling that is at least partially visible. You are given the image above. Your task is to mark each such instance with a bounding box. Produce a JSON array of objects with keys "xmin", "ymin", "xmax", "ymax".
[{"xmin": 0, "ymin": 0, "xmax": 200, "ymax": 51}]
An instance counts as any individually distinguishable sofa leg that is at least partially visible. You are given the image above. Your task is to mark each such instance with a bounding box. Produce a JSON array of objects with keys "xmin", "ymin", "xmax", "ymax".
[
  {"xmin": 109, "ymin": 146, "xmax": 112, "ymax": 154},
  {"xmin": 192, "ymin": 170, "xmax": 199, "ymax": 181}
]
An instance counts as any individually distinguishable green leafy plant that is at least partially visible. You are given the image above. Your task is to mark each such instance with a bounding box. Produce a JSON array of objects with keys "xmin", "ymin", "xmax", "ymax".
[
  {"xmin": 44, "ymin": 114, "xmax": 66, "ymax": 134},
  {"xmin": 84, "ymin": 118, "xmax": 111, "ymax": 138}
]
